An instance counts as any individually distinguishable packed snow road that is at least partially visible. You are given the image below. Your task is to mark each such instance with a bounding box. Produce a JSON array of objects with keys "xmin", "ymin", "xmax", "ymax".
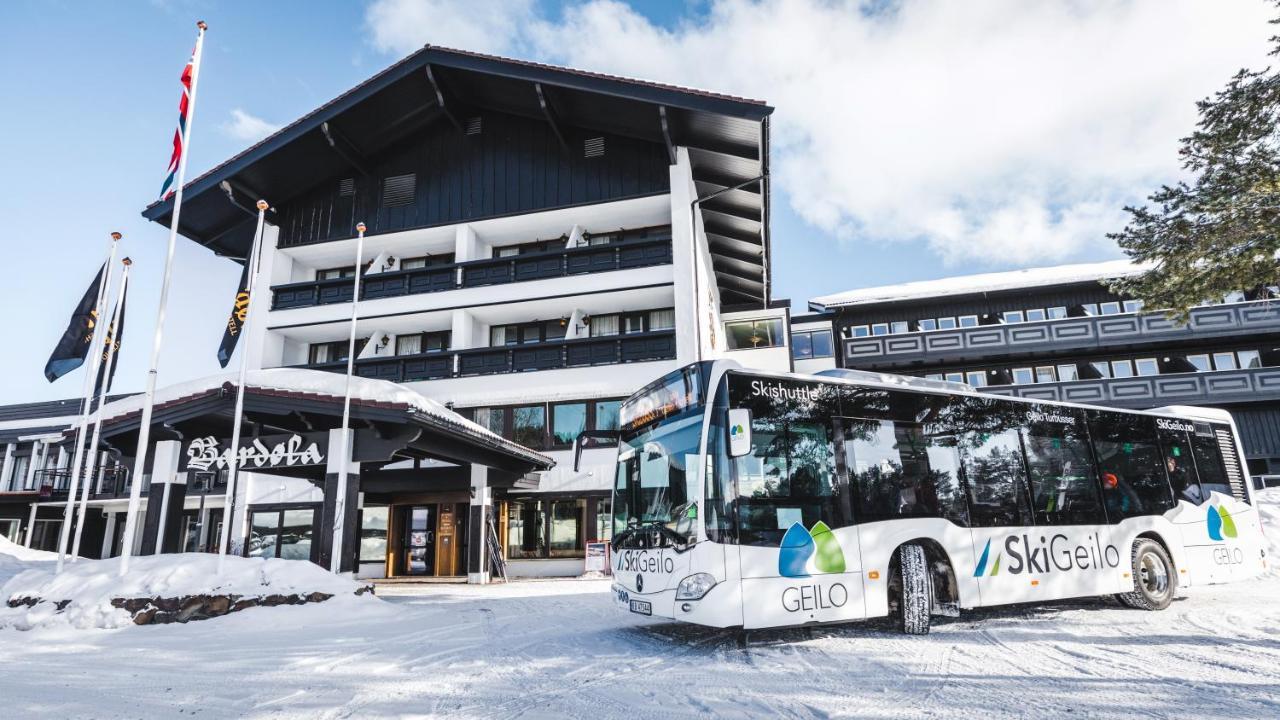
[
  {"xmin": 4, "ymin": 492, "xmax": 1280, "ymax": 719},
  {"xmin": 2, "ymin": 572, "xmax": 1279, "ymax": 718}
]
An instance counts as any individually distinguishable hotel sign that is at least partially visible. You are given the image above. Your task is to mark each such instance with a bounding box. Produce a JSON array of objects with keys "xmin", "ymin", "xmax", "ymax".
[{"xmin": 181, "ymin": 432, "xmax": 328, "ymax": 472}]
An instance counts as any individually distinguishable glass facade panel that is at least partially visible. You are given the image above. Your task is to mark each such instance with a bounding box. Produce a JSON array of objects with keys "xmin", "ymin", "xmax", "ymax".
[
  {"xmin": 248, "ymin": 511, "xmax": 279, "ymax": 558},
  {"xmin": 791, "ymin": 332, "xmax": 813, "ymax": 359},
  {"xmin": 726, "ymin": 319, "xmax": 786, "ymax": 349},
  {"xmin": 593, "ymin": 400, "xmax": 621, "ymax": 431},
  {"xmin": 360, "ymin": 506, "xmax": 389, "ymax": 563},
  {"xmin": 507, "ymin": 500, "xmax": 546, "ymax": 559},
  {"xmin": 279, "ymin": 509, "xmax": 314, "ymax": 561},
  {"xmin": 512, "ymin": 406, "xmax": 546, "ymax": 449},
  {"xmin": 810, "ymin": 330, "xmax": 834, "ymax": 358},
  {"xmin": 551, "ymin": 403, "xmax": 587, "ymax": 446},
  {"xmin": 548, "ymin": 499, "xmax": 586, "ymax": 557}
]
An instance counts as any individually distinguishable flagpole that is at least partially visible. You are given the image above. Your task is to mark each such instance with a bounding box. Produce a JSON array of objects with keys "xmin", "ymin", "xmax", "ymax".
[
  {"xmin": 331, "ymin": 221, "xmax": 366, "ymax": 575},
  {"xmin": 217, "ymin": 200, "xmax": 269, "ymax": 575},
  {"xmin": 70, "ymin": 256, "xmax": 130, "ymax": 561},
  {"xmin": 119, "ymin": 20, "xmax": 208, "ymax": 576},
  {"xmin": 55, "ymin": 233, "xmax": 119, "ymax": 572}
]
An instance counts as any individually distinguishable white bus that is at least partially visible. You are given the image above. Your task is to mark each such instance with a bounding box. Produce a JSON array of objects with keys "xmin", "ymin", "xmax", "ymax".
[{"xmin": 608, "ymin": 361, "xmax": 1265, "ymax": 634}]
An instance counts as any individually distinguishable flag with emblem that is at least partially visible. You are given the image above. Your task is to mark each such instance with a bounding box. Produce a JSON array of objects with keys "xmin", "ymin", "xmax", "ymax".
[
  {"xmin": 158, "ymin": 47, "xmax": 195, "ymax": 200},
  {"xmin": 44, "ymin": 264, "xmax": 107, "ymax": 383},
  {"xmin": 93, "ymin": 280, "xmax": 128, "ymax": 393},
  {"xmin": 216, "ymin": 261, "xmax": 252, "ymax": 367}
]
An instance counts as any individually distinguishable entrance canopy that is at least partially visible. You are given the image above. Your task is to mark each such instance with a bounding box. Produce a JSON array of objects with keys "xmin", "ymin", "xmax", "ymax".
[{"xmin": 85, "ymin": 369, "xmax": 554, "ymax": 478}]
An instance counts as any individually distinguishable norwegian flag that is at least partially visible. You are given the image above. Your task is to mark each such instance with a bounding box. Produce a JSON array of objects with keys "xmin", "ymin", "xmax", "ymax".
[{"xmin": 159, "ymin": 50, "xmax": 195, "ymax": 200}]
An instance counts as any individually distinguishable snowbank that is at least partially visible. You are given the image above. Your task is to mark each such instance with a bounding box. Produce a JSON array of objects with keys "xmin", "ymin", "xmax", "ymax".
[
  {"xmin": 0, "ymin": 551, "xmax": 375, "ymax": 630},
  {"xmin": 0, "ymin": 535, "xmax": 57, "ymax": 563},
  {"xmin": 1256, "ymin": 487, "xmax": 1280, "ymax": 575}
]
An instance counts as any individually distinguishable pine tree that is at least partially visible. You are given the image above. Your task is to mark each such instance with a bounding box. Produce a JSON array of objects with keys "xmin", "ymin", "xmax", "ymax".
[{"xmin": 1110, "ymin": 8, "xmax": 1280, "ymax": 321}]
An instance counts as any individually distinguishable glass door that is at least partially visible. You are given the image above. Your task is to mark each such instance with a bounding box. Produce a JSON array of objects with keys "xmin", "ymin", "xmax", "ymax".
[{"xmin": 402, "ymin": 505, "xmax": 437, "ymax": 576}]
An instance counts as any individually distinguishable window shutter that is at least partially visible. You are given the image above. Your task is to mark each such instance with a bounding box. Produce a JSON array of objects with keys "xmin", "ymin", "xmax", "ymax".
[
  {"xmin": 381, "ymin": 173, "xmax": 416, "ymax": 207},
  {"xmin": 584, "ymin": 136, "xmax": 605, "ymax": 158}
]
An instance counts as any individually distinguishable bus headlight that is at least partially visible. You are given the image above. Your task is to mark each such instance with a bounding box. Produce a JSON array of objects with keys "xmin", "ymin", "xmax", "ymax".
[{"xmin": 675, "ymin": 573, "xmax": 717, "ymax": 600}]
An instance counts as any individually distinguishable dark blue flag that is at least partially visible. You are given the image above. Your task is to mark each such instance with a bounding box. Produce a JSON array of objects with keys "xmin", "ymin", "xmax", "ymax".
[{"xmin": 44, "ymin": 263, "xmax": 106, "ymax": 383}]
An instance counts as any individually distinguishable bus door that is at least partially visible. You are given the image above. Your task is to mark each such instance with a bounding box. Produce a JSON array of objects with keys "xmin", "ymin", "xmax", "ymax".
[
  {"xmin": 728, "ymin": 410, "xmax": 865, "ymax": 629},
  {"xmin": 1162, "ymin": 422, "xmax": 1252, "ymax": 584}
]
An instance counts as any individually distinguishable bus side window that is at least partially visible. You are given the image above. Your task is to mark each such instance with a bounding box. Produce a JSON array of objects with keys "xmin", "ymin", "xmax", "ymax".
[
  {"xmin": 960, "ymin": 428, "xmax": 1034, "ymax": 528},
  {"xmin": 843, "ymin": 418, "xmax": 968, "ymax": 526},
  {"xmin": 1190, "ymin": 427, "xmax": 1234, "ymax": 500},
  {"xmin": 1087, "ymin": 412, "xmax": 1175, "ymax": 520},
  {"xmin": 1156, "ymin": 428, "xmax": 1203, "ymax": 504},
  {"xmin": 1023, "ymin": 413, "xmax": 1106, "ymax": 525}
]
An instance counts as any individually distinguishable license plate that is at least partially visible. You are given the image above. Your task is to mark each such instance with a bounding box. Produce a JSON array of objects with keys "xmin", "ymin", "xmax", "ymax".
[{"xmin": 629, "ymin": 599, "xmax": 652, "ymax": 616}]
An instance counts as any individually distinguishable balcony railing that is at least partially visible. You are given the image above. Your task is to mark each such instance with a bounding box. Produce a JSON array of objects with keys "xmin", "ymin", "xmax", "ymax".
[
  {"xmin": 300, "ymin": 330, "xmax": 677, "ymax": 382},
  {"xmin": 981, "ymin": 365, "xmax": 1280, "ymax": 409},
  {"xmin": 842, "ymin": 300, "xmax": 1280, "ymax": 369},
  {"xmin": 271, "ymin": 236, "xmax": 673, "ymax": 311}
]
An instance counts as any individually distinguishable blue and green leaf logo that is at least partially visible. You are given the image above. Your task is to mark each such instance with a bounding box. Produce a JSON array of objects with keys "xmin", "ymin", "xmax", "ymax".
[
  {"xmin": 730, "ymin": 423, "xmax": 746, "ymax": 437},
  {"xmin": 779, "ymin": 521, "xmax": 845, "ymax": 577},
  {"xmin": 1207, "ymin": 505, "xmax": 1238, "ymax": 541},
  {"xmin": 973, "ymin": 539, "xmax": 1002, "ymax": 577}
]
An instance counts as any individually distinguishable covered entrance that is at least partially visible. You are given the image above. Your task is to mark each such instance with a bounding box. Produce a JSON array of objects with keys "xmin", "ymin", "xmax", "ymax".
[{"xmin": 84, "ymin": 369, "xmax": 553, "ymax": 583}]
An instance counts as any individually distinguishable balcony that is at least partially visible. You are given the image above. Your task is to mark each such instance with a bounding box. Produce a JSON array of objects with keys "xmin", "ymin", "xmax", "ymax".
[
  {"xmin": 271, "ymin": 236, "xmax": 673, "ymax": 311},
  {"xmin": 301, "ymin": 330, "xmax": 677, "ymax": 383},
  {"xmin": 842, "ymin": 300, "xmax": 1280, "ymax": 369},
  {"xmin": 980, "ymin": 366, "xmax": 1280, "ymax": 409}
]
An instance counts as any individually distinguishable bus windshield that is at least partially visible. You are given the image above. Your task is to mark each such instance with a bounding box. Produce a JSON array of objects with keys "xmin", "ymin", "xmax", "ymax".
[{"xmin": 612, "ymin": 365, "xmax": 705, "ymax": 547}]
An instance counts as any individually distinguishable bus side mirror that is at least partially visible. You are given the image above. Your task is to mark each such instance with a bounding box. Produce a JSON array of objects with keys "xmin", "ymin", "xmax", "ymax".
[
  {"xmin": 727, "ymin": 408, "xmax": 752, "ymax": 457},
  {"xmin": 573, "ymin": 430, "xmax": 620, "ymax": 472}
]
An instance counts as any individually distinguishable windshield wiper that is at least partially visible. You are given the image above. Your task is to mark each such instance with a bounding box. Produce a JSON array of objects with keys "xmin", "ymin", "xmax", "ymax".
[{"xmin": 611, "ymin": 520, "xmax": 693, "ymax": 553}]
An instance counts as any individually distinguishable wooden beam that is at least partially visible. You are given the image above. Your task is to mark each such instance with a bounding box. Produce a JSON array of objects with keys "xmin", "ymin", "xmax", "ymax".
[
  {"xmin": 424, "ymin": 64, "xmax": 464, "ymax": 134},
  {"xmin": 658, "ymin": 105, "xmax": 677, "ymax": 165},
  {"xmin": 320, "ymin": 121, "xmax": 373, "ymax": 177},
  {"xmin": 534, "ymin": 82, "xmax": 570, "ymax": 154}
]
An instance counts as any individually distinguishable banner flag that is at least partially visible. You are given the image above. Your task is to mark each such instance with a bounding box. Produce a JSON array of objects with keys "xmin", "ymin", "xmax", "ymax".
[
  {"xmin": 44, "ymin": 263, "xmax": 106, "ymax": 383},
  {"xmin": 93, "ymin": 280, "xmax": 128, "ymax": 394},
  {"xmin": 217, "ymin": 261, "xmax": 251, "ymax": 368}
]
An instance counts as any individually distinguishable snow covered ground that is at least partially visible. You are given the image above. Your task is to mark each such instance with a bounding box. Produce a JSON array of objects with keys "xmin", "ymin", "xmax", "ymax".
[{"xmin": 3, "ymin": 496, "xmax": 1280, "ymax": 718}]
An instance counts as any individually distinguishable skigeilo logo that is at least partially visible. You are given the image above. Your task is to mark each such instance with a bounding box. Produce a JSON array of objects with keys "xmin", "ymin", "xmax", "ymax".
[
  {"xmin": 778, "ymin": 521, "xmax": 845, "ymax": 577},
  {"xmin": 973, "ymin": 539, "xmax": 1002, "ymax": 577},
  {"xmin": 1207, "ymin": 505, "xmax": 1238, "ymax": 541}
]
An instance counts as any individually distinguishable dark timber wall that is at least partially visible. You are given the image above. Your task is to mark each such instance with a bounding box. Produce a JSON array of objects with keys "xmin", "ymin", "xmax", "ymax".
[{"xmin": 278, "ymin": 111, "xmax": 671, "ymax": 247}]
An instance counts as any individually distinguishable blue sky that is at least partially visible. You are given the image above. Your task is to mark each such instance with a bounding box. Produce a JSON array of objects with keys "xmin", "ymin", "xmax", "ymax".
[{"xmin": 0, "ymin": 1, "xmax": 1272, "ymax": 404}]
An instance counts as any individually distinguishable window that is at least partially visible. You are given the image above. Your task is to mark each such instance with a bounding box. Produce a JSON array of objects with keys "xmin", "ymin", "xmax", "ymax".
[
  {"xmin": 1089, "ymin": 413, "xmax": 1175, "ymax": 520},
  {"xmin": 871, "ymin": 323, "xmax": 889, "ymax": 336},
  {"xmin": 548, "ymin": 499, "xmax": 586, "ymax": 558},
  {"xmin": 1223, "ymin": 291, "xmax": 1246, "ymax": 304},
  {"xmin": 474, "ymin": 407, "xmax": 508, "ymax": 437},
  {"xmin": 726, "ymin": 319, "xmax": 786, "ymax": 349},
  {"xmin": 918, "ymin": 319, "xmax": 937, "ymax": 332},
  {"xmin": 1186, "ymin": 354, "xmax": 1211, "ymax": 372},
  {"xmin": 1035, "ymin": 366, "xmax": 1056, "ymax": 383},
  {"xmin": 1190, "ymin": 426, "xmax": 1234, "ymax": 499},
  {"xmin": 890, "ymin": 321, "xmax": 909, "ymax": 334},
  {"xmin": 1003, "ymin": 310, "xmax": 1025, "ymax": 324},
  {"xmin": 1239, "ymin": 349, "xmax": 1262, "ymax": 369},
  {"xmin": 551, "ymin": 402, "xmax": 587, "ymax": 447},
  {"xmin": 1157, "ymin": 426, "xmax": 1204, "ymax": 504},
  {"xmin": 317, "ymin": 266, "xmax": 355, "ymax": 280},
  {"xmin": 790, "ymin": 330, "xmax": 832, "ymax": 359},
  {"xmin": 1057, "ymin": 364, "xmax": 1079, "ymax": 382},
  {"xmin": 945, "ymin": 372, "xmax": 964, "ymax": 383},
  {"xmin": 1135, "ymin": 358, "xmax": 1159, "ymax": 377},
  {"xmin": 1111, "ymin": 360, "xmax": 1135, "ymax": 379},
  {"xmin": 937, "ymin": 317, "xmax": 957, "ymax": 330},
  {"xmin": 1012, "ymin": 368, "xmax": 1034, "ymax": 385},
  {"xmin": 960, "ymin": 424, "xmax": 1033, "ymax": 528},
  {"xmin": 844, "ymin": 418, "xmax": 968, "ymax": 525},
  {"xmin": 1123, "ymin": 299, "xmax": 1145, "ymax": 313},
  {"xmin": 247, "ymin": 506, "xmax": 318, "ymax": 561},
  {"xmin": 1213, "ymin": 352, "xmax": 1237, "ymax": 371},
  {"xmin": 810, "ymin": 330, "xmax": 834, "ymax": 358},
  {"xmin": 401, "ymin": 257, "xmax": 427, "ymax": 270},
  {"xmin": 850, "ymin": 324, "xmax": 871, "ymax": 338},
  {"xmin": 1100, "ymin": 302, "xmax": 1122, "ymax": 315},
  {"xmin": 958, "ymin": 315, "xmax": 979, "ymax": 328},
  {"xmin": 1022, "ymin": 410, "xmax": 1105, "ymax": 525},
  {"xmin": 309, "ymin": 339, "xmax": 364, "ymax": 364},
  {"xmin": 792, "ymin": 332, "xmax": 813, "ymax": 360},
  {"xmin": 0, "ymin": 519, "xmax": 20, "ymax": 543},
  {"xmin": 966, "ymin": 371, "xmax": 986, "ymax": 388},
  {"xmin": 593, "ymin": 400, "xmax": 621, "ymax": 431},
  {"xmin": 1047, "ymin": 306, "xmax": 1067, "ymax": 319},
  {"xmin": 595, "ymin": 499, "xmax": 612, "ymax": 542},
  {"xmin": 590, "ymin": 314, "xmax": 619, "ymax": 337},
  {"xmin": 649, "ymin": 309, "xmax": 675, "ymax": 331},
  {"xmin": 623, "ymin": 313, "xmax": 647, "ymax": 335},
  {"xmin": 926, "ymin": 374, "xmax": 944, "ymax": 381},
  {"xmin": 507, "ymin": 500, "xmax": 547, "ymax": 559},
  {"xmin": 512, "ymin": 406, "xmax": 546, "ymax": 449},
  {"xmin": 395, "ymin": 334, "xmax": 421, "ymax": 356},
  {"xmin": 1091, "ymin": 361, "xmax": 1111, "ymax": 379},
  {"xmin": 1025, "ymin": 309, "xmax": 1046, "ymax": 322},
  {"xmin": 735, "ymin": 417, "xmax": 840, "ymax": 546},
  {"xmin": 360, "ymin": 507, "xmax": 389, "ymax": 563}
]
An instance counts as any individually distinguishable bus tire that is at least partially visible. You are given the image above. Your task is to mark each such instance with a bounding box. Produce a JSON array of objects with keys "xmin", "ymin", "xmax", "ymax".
[
  {"xmin": 896, "ymin": 544, "xmax": 932, "ymax": 635},
  {"xmin": 1116, "ymin": 538, "xmax": 1176, "ymax": 611}
]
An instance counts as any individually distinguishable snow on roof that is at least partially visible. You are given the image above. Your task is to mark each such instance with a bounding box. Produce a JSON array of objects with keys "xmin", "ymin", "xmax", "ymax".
[
  {"xmin": 809, "ymin": 259, "xmax": 1153, "ymax": 310},
  {"xmin": 93, "ymin": 369, "xmax": 552, "ymax": 468}
]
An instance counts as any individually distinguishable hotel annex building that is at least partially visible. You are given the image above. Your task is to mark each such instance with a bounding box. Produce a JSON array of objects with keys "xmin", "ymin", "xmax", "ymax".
[{"xmin": 0, "ymin": 47, "xmax": 831, "ymax": 579}]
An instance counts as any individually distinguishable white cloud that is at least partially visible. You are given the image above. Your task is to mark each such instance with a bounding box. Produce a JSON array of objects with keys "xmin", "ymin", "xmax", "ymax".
[
  {"xmin": 222, "ymin": 109, "xmax": 282, "ymax": 143},
  {"xmin": 364, "ymin": 0, "xmax": 1276, "ymax": 265}
]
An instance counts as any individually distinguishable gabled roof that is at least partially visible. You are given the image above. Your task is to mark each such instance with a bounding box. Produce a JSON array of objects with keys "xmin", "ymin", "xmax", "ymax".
[
  {"xmin": 142, "ymin": 45, "xmax": 774, "ymax": 305},
  {"xmin": 809, "ymin": 259, "xmax": 1151, "ymax": 311}
]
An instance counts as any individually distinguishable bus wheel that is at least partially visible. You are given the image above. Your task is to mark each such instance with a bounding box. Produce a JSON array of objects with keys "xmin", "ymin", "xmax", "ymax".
[
  {"xmin": 895, "ymin": 544, "xmax": 933, "ymax": 635},
  {"xmin": 1117, "ymin": 538, "xmax": 1176, "ymax": 611}
]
